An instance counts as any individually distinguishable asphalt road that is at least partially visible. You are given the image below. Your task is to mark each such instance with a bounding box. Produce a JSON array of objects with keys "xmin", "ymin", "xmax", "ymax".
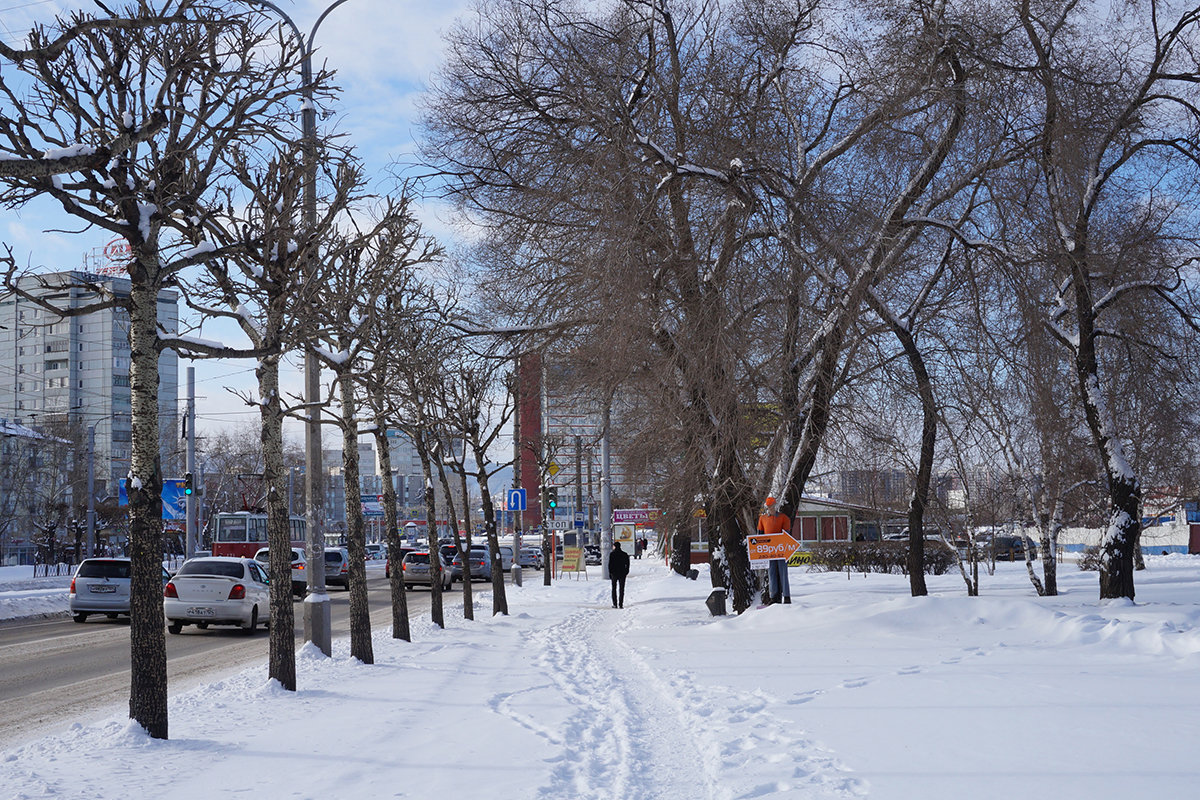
[{"xmin": 0, "ymin": 567, "xmax": 482, "ymax": 748}]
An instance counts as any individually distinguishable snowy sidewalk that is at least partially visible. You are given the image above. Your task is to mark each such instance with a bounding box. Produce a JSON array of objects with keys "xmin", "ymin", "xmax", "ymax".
[{"xmin": 3, "ymin": 557, "xmax": 1200, "ymax": 800}]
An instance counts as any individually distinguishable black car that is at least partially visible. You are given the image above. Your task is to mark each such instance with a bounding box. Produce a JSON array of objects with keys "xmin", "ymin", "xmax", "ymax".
[{"xmin": 583, "ymin": 545, "xmax": 602, "ymax": 565}]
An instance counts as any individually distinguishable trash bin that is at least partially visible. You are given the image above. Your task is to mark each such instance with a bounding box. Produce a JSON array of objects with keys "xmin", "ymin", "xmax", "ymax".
[{"xmin": 705, "ymin": 587, "xmax": 727, "ymax": 616}]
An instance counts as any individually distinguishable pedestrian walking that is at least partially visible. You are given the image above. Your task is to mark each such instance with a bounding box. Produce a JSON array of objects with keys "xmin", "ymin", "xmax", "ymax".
[
  {"xmin": 609, "ymin": 541, "xmax": 631, "ymax": 608},
  {"xmin": 756, "ymin": 496, "xmax": 792, "ymax": 604}
]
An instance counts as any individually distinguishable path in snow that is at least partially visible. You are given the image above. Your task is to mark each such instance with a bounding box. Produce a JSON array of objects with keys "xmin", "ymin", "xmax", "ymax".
[
  {"xmin": 526, "ymin": 599, "xmax": 720, "ymax": 800},
  {"xmin": 495, "ymin": 581, "xmax": 867, "ymax": 800}
]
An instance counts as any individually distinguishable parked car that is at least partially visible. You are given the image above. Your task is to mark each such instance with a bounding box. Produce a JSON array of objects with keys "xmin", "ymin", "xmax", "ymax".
[
  {"xmin": 253, "ymin": 546, "xmax": 307, "ymax": 598},
  {"xmin": 991, "ymin": 535, "xmax": 1037, "ymax": 561},
  {"xmin": 451, "ymin": 548, "xmax": 491, "ymax": 581},
  {"xmin": 401, "ymin": 551, "xmax": 453, "ymax": 590},
  {"xmin": 583, "ymin": 545, "xmax": 602, "ymax": 566},
  {"xmin": 364, "ymin": 543, "xmax": 385, "ymax": 561},
  {"xmin": 69, "ymin": 557, "xmax": 170, "ymax": 623},
  {"xmin": 518, "ymin": 546, "xmax": 543, "ymax": 569},
  {"xmin": 163, "ymin": 556, "xmax": 270, "ymax": 634},
  {"xmin": 324, "ymin": 547, "xmax": 351, "ymax": 588},
  {"xmin": 472, "ymin": 544, "xmax": 515, "ymax": 571}
]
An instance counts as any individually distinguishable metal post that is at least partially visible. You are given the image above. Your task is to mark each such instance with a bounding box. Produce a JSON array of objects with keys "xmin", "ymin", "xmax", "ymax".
[
  {"xmin": 510, "ymin": 358, "xmax": 522, "ymax": 586},
  {"xmin": 238, "ymin": 0, "xmax": 352, "ymax": 656},
  {"xmin": 185, "ymin": 366, "xmax": 196, "ymax": 558},
  {"xmin": 600, "ymin": 401, "xmax": 613, "ymax": 581},
  {"xmin": 574, "ymin": 434, "xmax": 582, "ymax": 544},
  {"xmin": 197, "ymin": 461, "xmax": 206, "ymax": 549},
  {"xmin": 86, "ymin": 425, "xmax": 95, "ymax": 559}
]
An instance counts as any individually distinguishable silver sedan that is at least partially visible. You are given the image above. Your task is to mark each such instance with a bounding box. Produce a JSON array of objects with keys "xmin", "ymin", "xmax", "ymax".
[{"xmin": 401, "ymin": 551, "xmax": 453, "ymax": 590}]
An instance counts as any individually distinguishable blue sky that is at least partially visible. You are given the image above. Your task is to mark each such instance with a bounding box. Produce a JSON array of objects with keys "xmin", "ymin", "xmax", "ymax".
[{"xmin": 1, "ymin": 0, "xmax": 473, "ymax": 443}]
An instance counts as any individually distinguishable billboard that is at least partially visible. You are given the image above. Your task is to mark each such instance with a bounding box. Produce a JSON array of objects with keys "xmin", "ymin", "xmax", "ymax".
[{"xmin": 118, "ymin": 478, "xmax": 188, "ymax": 520}]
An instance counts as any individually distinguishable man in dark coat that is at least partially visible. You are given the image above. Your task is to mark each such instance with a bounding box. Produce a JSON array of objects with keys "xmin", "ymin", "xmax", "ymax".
[{"xmin": 609, "ymin": 541, "xmax": 631, "ymax": 608}]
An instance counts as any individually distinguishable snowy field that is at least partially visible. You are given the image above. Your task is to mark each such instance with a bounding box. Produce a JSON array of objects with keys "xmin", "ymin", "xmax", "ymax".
[{"xmin": 1, "ymin": 555, "xmax": 1198, "ymax": 800}]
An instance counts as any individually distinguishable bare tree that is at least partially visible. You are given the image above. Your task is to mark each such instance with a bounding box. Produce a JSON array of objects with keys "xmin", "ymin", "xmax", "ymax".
[
  {"xmin": 182, "ymin": 136, "xmax": 359, "ymax": 687},
  {"xmin": 0, "ymin": 1, "xmax": 316, "ymax": 738},
  {"xmin": 439, "ymin": 342, "xmax": 515, "ymax": 616},
  {"xmin": 994, "ymin": 0, "xmax": 1200, "ymax": 599},
  {"xmin": 304, "ymin": 195, "xmax": 441, "ymax": 653}
]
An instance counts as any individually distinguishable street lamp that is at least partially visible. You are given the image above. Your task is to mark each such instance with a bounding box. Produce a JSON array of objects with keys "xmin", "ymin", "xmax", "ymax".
[{"xmin": 238, "ymin": 0, "xmax": 354, "ymax": 657}]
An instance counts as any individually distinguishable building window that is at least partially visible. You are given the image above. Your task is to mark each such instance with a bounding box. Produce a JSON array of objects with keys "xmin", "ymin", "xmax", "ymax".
[{"xmin": 113, "ymin": 375, "xmax": 130, "ymax": 387}]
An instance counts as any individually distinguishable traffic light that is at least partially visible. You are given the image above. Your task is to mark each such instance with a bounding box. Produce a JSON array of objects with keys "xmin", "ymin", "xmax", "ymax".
[
  {"xmin": 184, "ymin": 472, "xmax": 194, "ymax": 496},
  {"xmin": 547, "ymin": 487, "xmax": 558, "ymax": 509}
]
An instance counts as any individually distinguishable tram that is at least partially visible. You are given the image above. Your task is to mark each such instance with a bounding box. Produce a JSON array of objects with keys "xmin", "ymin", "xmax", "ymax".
[{"xmin": 211, "ymin": 511, "xmax": 306, "ymax": 558}]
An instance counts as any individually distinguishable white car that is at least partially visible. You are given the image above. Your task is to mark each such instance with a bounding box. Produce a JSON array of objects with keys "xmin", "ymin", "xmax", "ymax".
[
  {"xmin": 253, "ymin": 546, "xmax": 307, "ymax": 598},
  {"xmin": 164, "ymin": 557, "xmax": 270, "ymax": 634}
]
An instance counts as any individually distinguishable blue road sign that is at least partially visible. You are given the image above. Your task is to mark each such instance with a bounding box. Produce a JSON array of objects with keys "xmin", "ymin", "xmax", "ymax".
[
  {"xmin": 574, "ymin": 511, "xmax": 585, "ymax": 528},
  {"xmin": 506, "ymin": 488, "xmax": 527, "ymax": 511}
]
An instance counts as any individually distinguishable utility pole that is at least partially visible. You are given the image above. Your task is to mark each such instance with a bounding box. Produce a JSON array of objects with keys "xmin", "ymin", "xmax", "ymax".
[
  {"xmin": 86, "ymin": 425, "xmax": 95, "ymax": 559},
  {"xmin": 511, "ymin": 362, "xmax": 522, "ymax": 587},
  {"xmin": 185, "ymin": 366, "xmax": 196, "ymax": 557},
  {"xmin": 586, "ymin": 453, "xmax": 594, "ymax": 544},
  {"xmin": 239, "ymin": 0, "xmax": 353, "ymax": 657},
  {"xmin": 601, "ymin": 400, "xmax": 613, "ymax": 581},
  {"xmin": 574, "ymin": 434, "xmax": 582, "ymax": 545}
]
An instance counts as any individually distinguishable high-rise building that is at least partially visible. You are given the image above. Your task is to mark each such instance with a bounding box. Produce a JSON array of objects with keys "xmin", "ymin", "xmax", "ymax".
[{"xmin": 0, "ymin": 270, "xmax": 179, "ymax": 498}]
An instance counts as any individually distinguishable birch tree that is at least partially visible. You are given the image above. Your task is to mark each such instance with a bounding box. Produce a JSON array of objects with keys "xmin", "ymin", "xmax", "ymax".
[{"xmin": 998, "ymin": 0, "xmax": 1200, "ymax": 599}]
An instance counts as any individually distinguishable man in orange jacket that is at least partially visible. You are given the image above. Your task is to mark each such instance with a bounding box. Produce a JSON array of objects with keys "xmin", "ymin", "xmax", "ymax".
[{"xmin": 756, "ymin": 496, "xmax": 792, "ymax": 604}]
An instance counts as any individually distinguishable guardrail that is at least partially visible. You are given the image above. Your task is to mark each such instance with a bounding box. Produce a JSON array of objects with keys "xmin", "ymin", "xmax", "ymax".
[{"xmin": 32, "ymin": 562, "xmax": 74, "ymax": 577}]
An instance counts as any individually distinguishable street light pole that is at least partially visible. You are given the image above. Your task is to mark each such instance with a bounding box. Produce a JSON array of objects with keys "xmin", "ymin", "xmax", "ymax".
[
  {"xmin": 238, "ymin": 0, "xmax": 353, "ymax": 657},
  {"xmin": 86, "ymin": 425, "xmax": 95, "ymax": 559}
]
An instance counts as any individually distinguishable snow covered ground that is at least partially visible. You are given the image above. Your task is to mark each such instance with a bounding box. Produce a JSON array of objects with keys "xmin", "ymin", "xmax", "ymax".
[{"xmin": 2, "ymin": 555, "xmax": 1198, "ymax": 800}]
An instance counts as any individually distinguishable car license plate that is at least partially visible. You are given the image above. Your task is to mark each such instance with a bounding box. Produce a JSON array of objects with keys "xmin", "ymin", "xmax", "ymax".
[
  {"xmin": 90, "ymin": 585, "xmax": 117, "ymax": 593},
  {"xmin": 187, "ymin": 606, "xmax": 215, "ymax": 617}
]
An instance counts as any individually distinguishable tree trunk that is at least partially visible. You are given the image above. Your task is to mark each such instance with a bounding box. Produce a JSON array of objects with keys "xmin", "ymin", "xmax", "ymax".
[
  {"xmin": 1071, "ymin": 257, "xmax": 1140, "ymax": 600},
  {"xmin": 372, "ymin": 424, "xmax": 410, "ymax": 641},
  {"xmin": 456, "ymin": 467, "xmax": 476, "ymax": 620},
  {"xmin": 891, "ymin": 323, "xmax": 933, "ymax": 597},
  {"xmin": 471, "ymin": 440, "xmax": 508, "ymax": 616},
  {"xmin": 127, "ymin": 279, "xmax": 168, "ymax": 739},
  {"xmin": 260, "ymin": 353, "xmax": 296, "ymax": 690},
  {"xmin": 338, "ymin": 372, "xmax": 373, "ymax": 664},
  {"xmin": 418, "ymin": 450, "xmax": 445, "ymax": 628},
  {"xmin": 435, "ymin": 460, "xmax": 471, "ymax": 621}
]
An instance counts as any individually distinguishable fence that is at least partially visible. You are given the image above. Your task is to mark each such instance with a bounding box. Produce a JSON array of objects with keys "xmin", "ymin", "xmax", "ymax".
[{"xmin": 32, "ymin": 562, "xmax": 75, "ymax": 577}]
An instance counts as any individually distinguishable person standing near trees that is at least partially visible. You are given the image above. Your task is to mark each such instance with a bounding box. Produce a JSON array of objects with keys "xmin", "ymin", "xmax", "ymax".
[
  {"xmin": 609, "ymin": 540, "xmax": 631, "ymax": 608},
  {"xmin": 757, "ymin": 497, "xmax": 792, "ymax": 604}
]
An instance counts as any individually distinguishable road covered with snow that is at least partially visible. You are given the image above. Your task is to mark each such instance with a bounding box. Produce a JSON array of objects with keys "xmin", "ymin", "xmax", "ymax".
[{"xmin": 2, "ymin": 555, "xmax": 1198, "ymax": 799}]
